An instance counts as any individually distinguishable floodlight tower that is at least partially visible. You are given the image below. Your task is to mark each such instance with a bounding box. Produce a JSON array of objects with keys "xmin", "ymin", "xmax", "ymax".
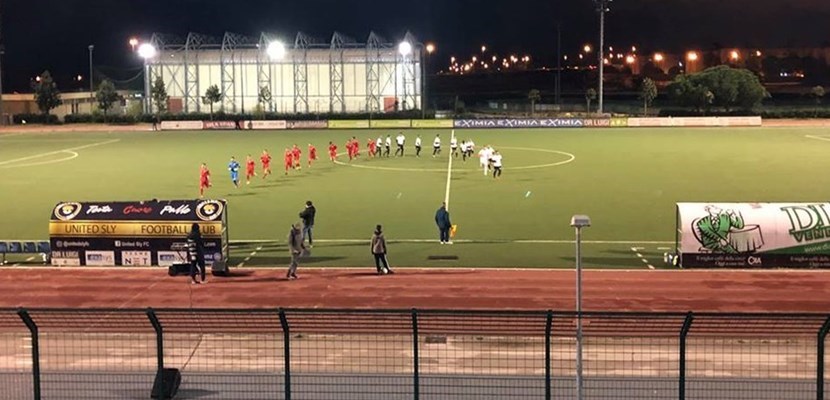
[{"xmin": 594, "ymin": 0, "xmax": 612, "ymax": 114}]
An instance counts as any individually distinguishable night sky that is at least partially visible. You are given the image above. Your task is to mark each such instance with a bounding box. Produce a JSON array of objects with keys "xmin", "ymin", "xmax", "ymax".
[{"xmin": 3, "ymin": 0, "xmax": 830, "ymax": 91}]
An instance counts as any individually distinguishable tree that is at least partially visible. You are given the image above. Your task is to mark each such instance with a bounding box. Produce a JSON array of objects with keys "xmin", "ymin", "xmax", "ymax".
[
  {"xmin": 258, "ymin": 86, "xmax": 272, "ymax": 112},
  {"xmin": 528, "ymin": 89, "xmax": 541, "ymax": 116},
  {"xmin": 202, "ymin": 85, "xmax": 222, "ymax": 120},
  {"xmin": 585, "ymin": 88, "xmax": 597, "ymax": 113},
  {"xmin": 639, "ymin": 78, "xmax": 657, "ymax": 116},
  {"xmin": 812, "ymin": 86, "xmax": 826, "ymax": 117},
  {"xmin": 32, "ymin": 71, "xmax": 62, "ymax": 115},
  {"xmin": 96, "ymin": 79, "xmax": 121, "ymax": 118},
  {"xmin": 667, "ymin": 66, "xmax": 767, "ymax": 113},
  {"xmin": 150, "ymin": 76, "xmax": 169, "ymax": 114}
]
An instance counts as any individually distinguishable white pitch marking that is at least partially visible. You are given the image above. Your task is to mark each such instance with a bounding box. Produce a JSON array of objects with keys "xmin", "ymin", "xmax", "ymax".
[
  {"xmin": 444, "ymin": 129, "xmax": 455, "ymax": 210},
  {"xmin": 0, "ymin": 139, "xmax": 120, "ymax": 166},
  {"xmin": 636, "ymin": 253, "xmax": 644, "ymax": 258},
  {"xmin": 1, "ymin": 151, "xmax": 79, "ymax": 169},
  {"xmin": 647, "ymin": 264, "xmax": 655, "ymax": 270},
  {"xmin": 657, "ymin": 247, "xmax": 671, "ymax": 250},
  {"xmin": 25, "ymin": 256, "xmax": 35, "ymax": 262},
  {"xmin": 805, "ymin": 135, "xmax": 830, "ymax": 142}
]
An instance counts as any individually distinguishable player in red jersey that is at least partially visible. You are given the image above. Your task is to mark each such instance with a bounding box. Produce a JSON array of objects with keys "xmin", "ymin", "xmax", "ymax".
[
  {"xmin": 328, "ymin": 141, "xmax": 338, "ymax": 162},
  {"xmin": 308, "ymin": 144, "xmax": 317, "ymax": 167},
  {"xmin": 199, "ymin": 163, "xmax": 211, "ymax": 198},
  {"xmin": 346, "ymin": 139, "xmax": 354, "ymax": 161},
  {"xmin": 260, "ymin": 149, "xmax": 272, "ymax": 179},
  {"xmin": 284, "ymin": 148, "xmax": 293, "ymax": 175},
  {"xmin": 368, "ymin": 137, "xmax": 376, "ymax": 157},
  {"xmin": 352, "ymin": 136, "xmax": 360, "ymax": 158},
  {"xmin": 245, "ymin": 154, "xmax": 256, "ymax": 185},
  {"xmin": 292, "ymin": 144, "xmax": 302, "ymax": 170}
]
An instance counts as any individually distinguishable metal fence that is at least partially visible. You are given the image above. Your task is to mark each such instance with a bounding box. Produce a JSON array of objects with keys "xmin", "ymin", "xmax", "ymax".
[{"xmin": 1, "ymin": 308, "xmax": 829, "ymax": 400}]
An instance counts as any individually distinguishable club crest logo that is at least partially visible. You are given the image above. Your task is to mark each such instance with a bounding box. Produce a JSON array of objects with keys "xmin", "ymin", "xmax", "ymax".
[
  {"xmin": 54, "ymin": 202, "xmax": 83, "ymax": 221},
  {"xmin": 196, "ymin": 200, "xmax": 224, "ymax": 221}
]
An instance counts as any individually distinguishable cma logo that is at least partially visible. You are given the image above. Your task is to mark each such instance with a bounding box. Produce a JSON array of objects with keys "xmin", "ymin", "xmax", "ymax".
[
  {"xmin": 780, "ymin": 205, "xmax": 830, "ymax": 243},
  {"xmin": 746, "ymin": 256, "xmax": 762, "ymax": 266}
]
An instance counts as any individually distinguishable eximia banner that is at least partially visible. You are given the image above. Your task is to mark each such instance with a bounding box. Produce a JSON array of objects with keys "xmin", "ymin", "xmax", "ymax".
[{"xmin": 676, "ymin": 202, "xmax": 830, "ymax": 268}]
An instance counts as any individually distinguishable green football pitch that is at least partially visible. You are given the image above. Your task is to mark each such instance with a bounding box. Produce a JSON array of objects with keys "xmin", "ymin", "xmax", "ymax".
[{"xmin": 1, "ymin": 126, "xmax": 829, "ymax": 269}]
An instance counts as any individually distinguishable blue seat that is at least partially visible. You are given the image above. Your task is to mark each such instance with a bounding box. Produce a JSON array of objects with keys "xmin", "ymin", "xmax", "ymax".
[
  {"xmin": 0, "ymin": 242, "xmax": 6, "ymax": 264},
  {"xmin": 37, "ymin": 242, "xmax": 50, "ymax": 253},
  {"xmin": 23, "ymin": 242, "xmax": 37, "ymax": 253},
  {"xmin": 8, "ymin": 242, "xmax": 22, "ymax": 253}
]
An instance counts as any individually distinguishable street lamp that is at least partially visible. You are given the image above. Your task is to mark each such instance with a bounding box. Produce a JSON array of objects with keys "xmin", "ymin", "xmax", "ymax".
[
  {"xmin": 593, "ymin": 0, "xmax": 612, "ymax": 115},
  {"xmin": 129, "ymin": 38, "xmax": 139, "ymax": 52},
  {"xmin": 729, "ymin": 50, "xmax": 740, "ymax": 62},
  {"xmin": 481, "ymin": 45, "xmax": 487, "ymax": 53},
  {"xmin": 88, "ymin": 45, "xmax": 94, "ymax": 106},
  {"xmin": 570, "ymin": 214, "xmax": 591, "ymax": 400},
  {"xmin": 687, "ymin": 51, "xmax": 699, "ymax": 62},
  {"xmin": 583, "ymin": 44, "xmax": 593, "ymax": 54}
]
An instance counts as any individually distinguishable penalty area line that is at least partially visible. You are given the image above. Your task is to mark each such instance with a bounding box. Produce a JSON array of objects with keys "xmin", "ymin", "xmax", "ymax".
[{"xmin": 0, "ymin": 139, "xmax": 120, "ymax": 166}]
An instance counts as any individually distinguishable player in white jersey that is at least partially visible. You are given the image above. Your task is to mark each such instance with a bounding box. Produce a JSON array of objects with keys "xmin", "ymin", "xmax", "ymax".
[
  {"xmin": 466, "ymin": 140, "xmax": 476, "ymax": 159},
  {"xmin": 432, "ymin": 134, "xmax": 441, "ymax": 157},
  {"xmin": 395, "ymin": 133, "xmax": 406, "ymax": 157},
  {"xmin": 478, "ymin": 146, "xmax": 492, "ymax": 175},
  {"xmin": 491, "ymin": 150, "xmax": 503, "ymax": 178},
  {"xmin": 414, "ymin": 135, "xmax": 422, "ymax": 157},
  {"xmin": 384, "ymin": 135, "xmax": 392, "ymax": 157},
  {"xmin": 450, "ymin": 136, "xmax": 459, "ymax": 157},
  {"xmin": 460, "ymin": 141, "xmax": 468, "ymax": 161},
  {"xmin": 376, "ymin": 136, "xmax": 384, "ymax": 157}
]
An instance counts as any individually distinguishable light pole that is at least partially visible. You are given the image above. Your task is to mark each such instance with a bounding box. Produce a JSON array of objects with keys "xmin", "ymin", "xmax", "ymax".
[
  {"xmin": 0, "ymin": 47, "xmax": 5, "ymax": 125},
  {"xmin": 399, "ymin": 41, "xmax": 413, "ymax": 111},
  {"xmin": 88, "ymin": 45, "xmax": 95, "ymax": 110},
  {"xmin": 594, "ymin": 0, "xmax": 611, "ymax": 115},
  {"xmin": 570, "ymin": 214, "xmax": 591, "ymax": 400},
  {"xmin": 555, "ymin": 24, "xmax": 562, "ymax": 105},
  {"xmin": 423, "ymin": 43, "xmax": 435, "ymax": 119},
  {"xmin": 138, "ymin": 43, "xmax": 158, "ymax": 114}
]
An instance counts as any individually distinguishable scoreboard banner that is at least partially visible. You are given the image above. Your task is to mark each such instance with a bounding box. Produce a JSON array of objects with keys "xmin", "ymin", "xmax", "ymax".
[
  {"xmin": 49, "ymin": 200, "xmax": 228, "ymax": 267},
  {"xmin": 676, "ymin": 202, "xmax": 830, "ymax": 268}
]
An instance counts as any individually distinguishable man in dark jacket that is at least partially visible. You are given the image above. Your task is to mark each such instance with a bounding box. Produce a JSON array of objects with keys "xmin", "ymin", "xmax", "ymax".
[
  {"xmin": 187, "ymin": 223, "xmax": 206, "ymax": 284},
  {"xmin": 435, "ymin": 202, "xmax": 452, "ymax": 244},
  {"xmin": 371, "ymin": 224, "xmax": 394, "ymax": 275},
  {"xmin": 286, "ymin": 223, "xmax": 306, "ymax": 280},
  {"xmin": 299, "ymin": 200, "xmax": 316, "ymax": 247}
]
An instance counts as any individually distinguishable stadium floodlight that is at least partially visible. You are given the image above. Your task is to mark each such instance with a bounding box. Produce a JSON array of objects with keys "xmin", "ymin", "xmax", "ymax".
[
  {"xmin": 398, "ymin": 41, "xmax": 412, "ymax": 57},
  {"xmin": 137, "ymin": 43, "xmax": 157, "ymax": 59},
  {"xmin": 593, "ymin": 0, "xmax": 612, "ymax": 115},
  {"xmin": 266, "ymin": 41, "xmax": 286, "ymax": 60}
]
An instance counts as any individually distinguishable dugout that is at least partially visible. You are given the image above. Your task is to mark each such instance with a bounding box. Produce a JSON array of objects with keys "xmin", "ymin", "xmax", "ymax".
[
  {"xmin": 49, "ymin": 199, "xmax": 229, "ymax": 267},
  {"xmin": 675, "ymin": 202, "xmax": 830, "ymax": 268}
]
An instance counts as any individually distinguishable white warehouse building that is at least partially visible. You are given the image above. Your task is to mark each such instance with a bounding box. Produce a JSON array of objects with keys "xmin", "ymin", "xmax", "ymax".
[{"xmin": 141, "ymin": 31, "xmax": 424, "ymax": 114}]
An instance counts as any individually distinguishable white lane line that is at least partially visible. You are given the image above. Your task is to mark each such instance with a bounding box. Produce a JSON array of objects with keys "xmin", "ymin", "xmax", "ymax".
[
  {"xmin": 805, "ymin": 135, "xmax": 830, "ymax": 142},
  {"xmin": 25, "ymin": 256, "xmax": 35, "ymax": 262},
  {"xmin": 630, "ymin": 247, "xmax": 654, "ymax": 270},
  {"xmin": 0, "ymin": 139, "xmax": 120, "ymax": 166},
  {"xmin": 444, "ymin": 129, "xmax": 455, "ymax": 210},
  {"xmin": 657, "ymin": 247, "xmax": 671, "ymax": 250},
  {"xmin": 647, "ymin": 264, "xmax": 655, "ymax": 270},
  {"xmin": 236, "ymin": 247, "xmax": 261, "ymax": 268}
]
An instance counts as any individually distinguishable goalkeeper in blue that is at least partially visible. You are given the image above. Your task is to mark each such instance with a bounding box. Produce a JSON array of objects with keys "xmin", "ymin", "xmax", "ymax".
[{"xmin": 228, "ymin": 156, "xmax": 240, "ymax": 188}]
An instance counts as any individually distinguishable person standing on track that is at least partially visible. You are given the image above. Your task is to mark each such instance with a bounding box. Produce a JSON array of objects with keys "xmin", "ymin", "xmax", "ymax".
[
  {"xmin": 299, "ymin": 200, "xmax": 316, "ymax": 248},
  {"xmin": 435, "ymin": 202, "xmax": 452, "ymax": 244},
  {"xmin": 187, "ymin": 223, "xmax": 206, "ymax": 284},
  {"xmin": 370, "ymin": 224, "xmax": 394, "ymax": 275},
  {"xmin": 286, "ymin": 222, "xmax": 307, "ymax": 280}
]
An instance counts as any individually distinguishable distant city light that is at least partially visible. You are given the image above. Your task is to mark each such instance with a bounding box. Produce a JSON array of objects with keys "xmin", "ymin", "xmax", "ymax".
[
  {"xmin": 631, "ymin": 46, "xmax": 637, "ymax": 52},
  {"xmin": 137, "ymin": 43, "xmax": 157, "ymax": 59},
  {"xmin": 625, "ymin": 55, "xmax": 636, "ymax": 64},
  {"xmin": 426, "ymin": 43, "xmax": 436, "ymax": 54},
  {"xmin": 583, "ymin": 44, "xmax": 593, "ymax": 53},
  {"xmin": 129, "ymin": 38, "xmax": 139, "ymax": 51},
  {"xmin": 755, "ymin": 50, "xmax": 762, "ymax": 57},
  {"xmin": 730, "ymin": 50, "xmax": 740, "ymax": 61},
  {"xmin": 450, "ymin": 56, "xmax": 456, "ymax": 63},
  {"xmin": 76, "ymin": 75, "xmax": 83, "ymax": 81},
  {"xmin": 654, "ymin": 53, "xmax": 664, "ymax": 62},
  {"xmin": 481, "ymin": 45, "xmax": 487, "ymax": 53},
  {"xmin": 563, "ymin": 55, "xmax": 569, "ymax": 61},
  {"xmin": 687, "ymin": 51, "xmax": 699, "ymax": 61},
  {"xmin": 472, "ymin": 56, "xmax": 478, "ymax": 62}
]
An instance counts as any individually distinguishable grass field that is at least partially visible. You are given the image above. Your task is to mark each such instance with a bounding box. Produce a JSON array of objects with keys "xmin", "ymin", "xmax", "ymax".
[{"xmin": 1, "ymin": 126, "xmax": 829, "ymax": 268}]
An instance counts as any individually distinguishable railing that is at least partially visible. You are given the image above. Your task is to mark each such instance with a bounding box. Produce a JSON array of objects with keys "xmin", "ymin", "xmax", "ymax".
[{"xmin": 0, "ymin": 308, "xmax": 828, "ymax": 400}]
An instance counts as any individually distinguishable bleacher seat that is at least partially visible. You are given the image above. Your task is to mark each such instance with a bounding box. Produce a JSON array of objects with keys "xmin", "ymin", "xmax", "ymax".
[
  {"xmin": 23, "ymin": 242, "xmax": 36, "ymax": 253},
  {"xmin": 0, "ymin": 241, "xmax": 51, "ymax": 264},
  {"xmin": 8, "ymin": 242, "xmax": 21, "ymax": 253},
  {"xmin": 0, "ymin": 243, "xmax": 6, "ymax": 264}
]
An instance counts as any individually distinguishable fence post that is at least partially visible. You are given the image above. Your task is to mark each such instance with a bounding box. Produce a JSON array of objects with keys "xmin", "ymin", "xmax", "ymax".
[
  {"xmin": 817, "ymin": 316, "xmax": 830, "ymax": 400},
  {"xmin": 411, "ymin": 308, "xmax": 420, "ymax": 400},
  {"xmin": 146, "ymin": 308, "xmax": 167, "ymax": 399},
  {"xmin": 17, "ymin": 309, "xmax": 40, "ymax": 400},
  {"xmin": 278, "ymin": 308, "xmax": 291, "ymax": 400},
  {"xmin": 679, "ymin": 311, "xmax": 694, "ymax": 400},
  {"xmin": 545, "ymin": 310, "xmax": 553, "ymax": 400}
]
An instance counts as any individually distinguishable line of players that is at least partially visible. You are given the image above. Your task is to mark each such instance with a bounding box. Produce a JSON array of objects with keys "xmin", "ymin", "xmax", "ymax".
[{"xmin": 198, "ymin": 133, "xmax": 504, "ymax": 197}]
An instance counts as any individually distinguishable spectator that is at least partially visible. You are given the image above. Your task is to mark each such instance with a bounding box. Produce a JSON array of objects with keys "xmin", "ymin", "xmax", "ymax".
[
  {"xmin": 187, "ymin": 223, "xmax": 206, "ymax": 284},
  {"xmin": 299, "ymin": 200, "xmax": 316, "ymax": 247},
  {"xmin": 286, "ymin": 223, "xmax": 306, "ymax": 280},
  {"xmin": 371, "ymin": 224, "xmax": 394, "ymax": 275}
]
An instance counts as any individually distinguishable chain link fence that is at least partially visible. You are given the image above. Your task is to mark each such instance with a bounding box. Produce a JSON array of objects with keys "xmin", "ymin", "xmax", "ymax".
[{"xmin": 1, "ymin": 308, "xmax": 829, "ymax": 400}]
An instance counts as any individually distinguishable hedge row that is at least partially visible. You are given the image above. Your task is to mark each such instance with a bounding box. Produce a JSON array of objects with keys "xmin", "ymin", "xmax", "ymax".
[{"xmin": 658, "ymin": 108, "xmax": 830, "ymax": 118}]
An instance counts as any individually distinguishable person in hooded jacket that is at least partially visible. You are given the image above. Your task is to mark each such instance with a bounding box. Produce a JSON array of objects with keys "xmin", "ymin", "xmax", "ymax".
[{"xmin": 370, "ymin": 224, "xmax": 394, "ymax": 275}]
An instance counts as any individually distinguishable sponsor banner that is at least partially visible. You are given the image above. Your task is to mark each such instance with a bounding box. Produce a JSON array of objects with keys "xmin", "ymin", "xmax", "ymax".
[
  {"xmin": 49, "ymin": 199, "xmax": 228, "ymax": 267},
  {"xmin": 242, "ymin": 120, "xmax": 288, "ymax": 130},
  {"xmin": 628, "ymin": 117, "xmax": 674, "ymax": 127},
  {"xmin": 581, "ymin": 118, "xmax": 612, "ymax": 127},
  {"xmin": 121, "ymin": 251, "xmax": 152, "ymax": 266},
  {"xmin": 49, "ymin": 221, "xmax": 223, "ymax": 238},
  {"xmin": 453, "ymin": 119, "xmax": 584, "ymax": 129},
  {"xmin": 287, "ymin": 120, "xmax": 327, "ymax": 129},
  {"xmin": 677, "ymin": 202, "xmax": 830, "ymax": 268},
  {"xmin": 52, "ymin": 200, "xmax": 225, "ymax": 222},
  {"xmin": 85, "ymin": 250, "xmax": 116, "ymax": 266},
  {"xmin": 159, "ymin": 120, "xmax": 203, "ymax": 131},
  {"xmin": 610, "ymin": 117, "xmax": 629, "ymax": 127},
  {"xmin": 52, "ymin": 257, "xmax": 82, "ymax": 266},
  {"xmin": 157, "ymin": 251, "xmax": 187, "ymax": 267},
  {"xmin": 628, "ymin": 117, "xmax": 763, "ymax": 128},
  {"xmin": 369, "ymin": 120, "xmax": 412, "ymax": 129},
  {"xmin": 203, "ymin": 120, "xmax": 239, "ymax": 130},
  {"xmin": 411, "ymin": 119, "xmax": 454, "ymax": 129},
  {"xmin": 328, "ymin": 120, "xmax": 370, "ymax": 129}
]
